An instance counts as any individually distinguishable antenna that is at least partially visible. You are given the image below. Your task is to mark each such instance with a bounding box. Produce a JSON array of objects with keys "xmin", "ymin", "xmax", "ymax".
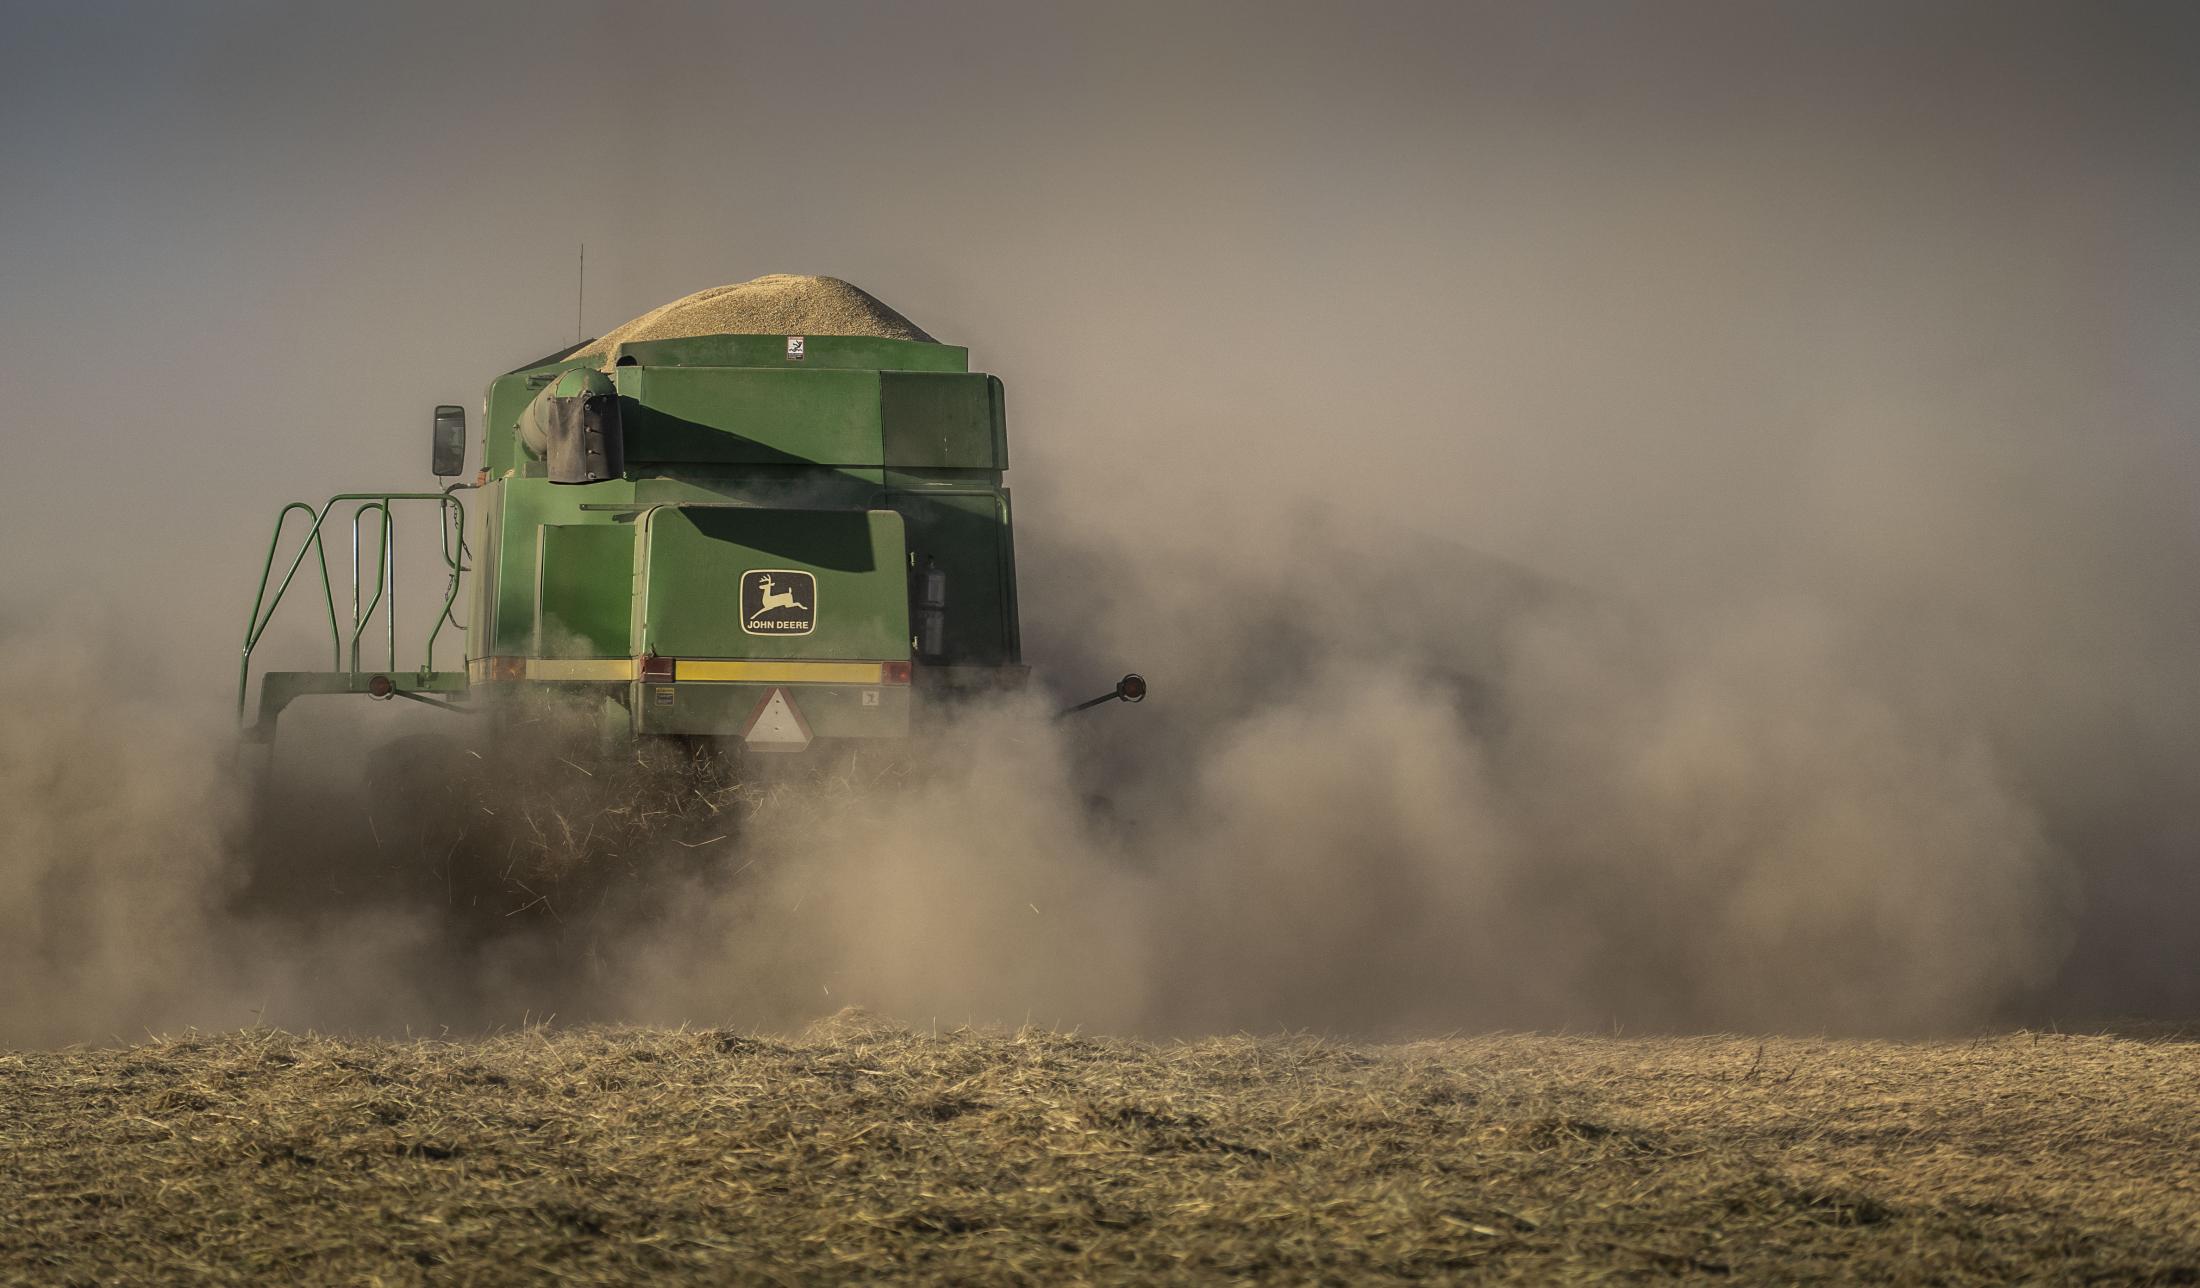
[{"xmin": 576, "ymin": 243, "xmax": 585, "ymax": 344}]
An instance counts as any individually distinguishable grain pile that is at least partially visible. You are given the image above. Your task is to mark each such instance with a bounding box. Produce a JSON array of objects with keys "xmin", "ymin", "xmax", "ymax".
[
  {"xmin": 571, "ymin": 275, "xmax": 934, "ymax": 363},
  {"xmin": 3, "ymin": 1022, "xmax": 2194, "ymax": 1283}
]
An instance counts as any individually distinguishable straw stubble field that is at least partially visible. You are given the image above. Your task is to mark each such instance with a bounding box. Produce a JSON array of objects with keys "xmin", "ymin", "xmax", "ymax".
[{"xmin": 2, "ymin": 1016, "xmax": 2194, "ymax": 1284}]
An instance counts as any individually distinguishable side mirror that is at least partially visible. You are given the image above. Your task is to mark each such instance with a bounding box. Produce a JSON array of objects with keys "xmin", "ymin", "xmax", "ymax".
[{"xmin": 431, "ymin": 405, "xmax": 467, "ymax": 477}]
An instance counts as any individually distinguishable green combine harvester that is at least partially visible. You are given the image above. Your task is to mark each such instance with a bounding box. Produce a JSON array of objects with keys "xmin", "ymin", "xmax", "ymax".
[{"xmin": 239, "ymin": 276, "xmax": 1141, "ymax": 760}]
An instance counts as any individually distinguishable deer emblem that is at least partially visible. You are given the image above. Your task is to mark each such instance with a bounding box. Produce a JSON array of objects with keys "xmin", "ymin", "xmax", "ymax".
[{"xmin": 748, "ymin": 573, "xmax": 810, "ymax": 622}]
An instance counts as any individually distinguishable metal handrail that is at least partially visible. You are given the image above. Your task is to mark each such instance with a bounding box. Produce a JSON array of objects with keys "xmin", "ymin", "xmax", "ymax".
[
  {"xmin": 350, "ymin": 501, "xmax": 395, "ymax": 674},
  {"xmin": 239, "ymin": 491, "xmax": 469, "ymax": 722}
]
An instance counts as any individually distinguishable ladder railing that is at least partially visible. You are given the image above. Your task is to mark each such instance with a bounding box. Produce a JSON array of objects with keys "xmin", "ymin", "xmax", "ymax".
[{"xmin": 239, "ymin": 491, "xmax": 469, "ymax": 724}]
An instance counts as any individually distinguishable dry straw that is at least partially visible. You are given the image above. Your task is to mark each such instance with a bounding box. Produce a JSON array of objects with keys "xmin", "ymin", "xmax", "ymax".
[{"xmin": 3, "ymin": 1024, "xmax": 2194, "ymax": 1282}]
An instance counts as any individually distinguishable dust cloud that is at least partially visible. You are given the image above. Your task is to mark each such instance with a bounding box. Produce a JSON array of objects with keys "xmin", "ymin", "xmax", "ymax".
[
  {"xmin": 616, "ymin": 520, "xmax": 2066, "ymax": 1038},
  {"xmin": 0, "ymin": 618, "xmax": 243, "ymax": 1047},
  {"xmin": 0, "ymin": 613, "xmax": 477, "ymax": 1044},
  {"xmin": 0, "ymin": 512, "xmax": 2083, "ymax": 1044}
]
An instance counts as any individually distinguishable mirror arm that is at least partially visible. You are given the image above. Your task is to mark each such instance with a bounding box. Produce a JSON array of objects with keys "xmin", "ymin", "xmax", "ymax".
[{"xmin": 1056, "ymin": 673, "xmax": 1148, "ymax": 719}]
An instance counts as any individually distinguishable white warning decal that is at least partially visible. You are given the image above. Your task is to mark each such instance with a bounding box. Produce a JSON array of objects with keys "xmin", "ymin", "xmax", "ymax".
[{"xmin": 741, "ymin": 687, "xmax": 814, "ymax": 752}]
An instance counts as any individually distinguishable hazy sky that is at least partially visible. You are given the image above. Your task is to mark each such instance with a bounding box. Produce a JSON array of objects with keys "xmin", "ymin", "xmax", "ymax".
[{"xmin": 5, "ymin": 1, "xmax": 2194, "ymax": 664}]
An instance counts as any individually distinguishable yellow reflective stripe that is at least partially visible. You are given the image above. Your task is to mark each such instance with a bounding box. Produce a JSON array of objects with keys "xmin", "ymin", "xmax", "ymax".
[
  {"xmin": 470, "ymin": 658, "xmax": 881, "ymax": 684},
  {"xmin": 678, "ymin": 660, "xmax": 884, "ymax": 685},
  {"xmin": 526, "ymin": 659, "xmax": 638, "ymax": 681}
]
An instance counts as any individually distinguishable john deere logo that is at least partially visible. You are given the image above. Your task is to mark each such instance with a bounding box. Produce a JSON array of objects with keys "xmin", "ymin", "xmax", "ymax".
[{"xmin": 741, "ymin": 570, "xmax": 815, "ymax": 635}]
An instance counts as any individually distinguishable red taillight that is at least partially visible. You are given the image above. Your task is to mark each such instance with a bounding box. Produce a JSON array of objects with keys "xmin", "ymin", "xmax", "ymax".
[
  {"xmin": 639, "ymin": 653, "xmax": 676, "ymax": 682},
  {"xmin": 881, "ymin": 660, "xmax": 912, "ymax": 685}
]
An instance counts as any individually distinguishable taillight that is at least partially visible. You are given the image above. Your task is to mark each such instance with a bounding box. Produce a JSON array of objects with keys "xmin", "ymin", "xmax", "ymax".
[
  {"xmin": 882, "ymin": 660, "xmax": 912, "ymax": 685},
  {"xmin": 479, "ymin": 656, "xmax": 526, "ymax": 683},
  {"xmin": 639, "ymin": 653, "xmax": 676, "ymax": 682}
]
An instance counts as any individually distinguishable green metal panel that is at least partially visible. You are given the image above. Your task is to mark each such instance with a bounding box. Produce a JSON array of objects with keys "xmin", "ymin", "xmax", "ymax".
[
  {"xmin": 634, "ymin": 680, "xmax": 910, "ymax": 738},
  {"xmin": 485, "ymin": 477, "xmax": 641, "ymax": 657},
  {"xmin": 890, "ymin": 490, "xmax": 1015, "ymax": 665},
  {"xmin": 631, "ymin": 471, "xmax": 887, "ymax": 502},
  {"xmin": 989, "ymin": 375, "xmax": 1009, "ymax": 470},
  {"xmin": 611, "ymin": 367, "xmax": 1003, "ymax": 469},
  {"xmin": 251, "ymin": 669, "xmax": 470, "ymax": 738},
  {"xmin": 618, "ymin": 367, "xmax": 885, "ymax": 465},
  {"xmin": 484, "ymin": 474, "xmax": 924, "ymax": 660},
  {"xmin": 481, "ymin": 335, "xmax": 969, "ymax": 476},
  {"xmin": 469, "ymin": 481, "xmax": 505, "ymax": 660},
  {"xmin": 638, "ymin": 507, "xmax": 910, "ymax": 662},
  {"xmin": 879, "ymin": 372, "xmax": 1001, "ymax": 469},
  {"xmin": 997, "ymin": 485, "xmax": 1022, "ymax": 659},
  {"xmin": 535, "ymin": 524, "xmax": 635, "ymax": 657}
]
